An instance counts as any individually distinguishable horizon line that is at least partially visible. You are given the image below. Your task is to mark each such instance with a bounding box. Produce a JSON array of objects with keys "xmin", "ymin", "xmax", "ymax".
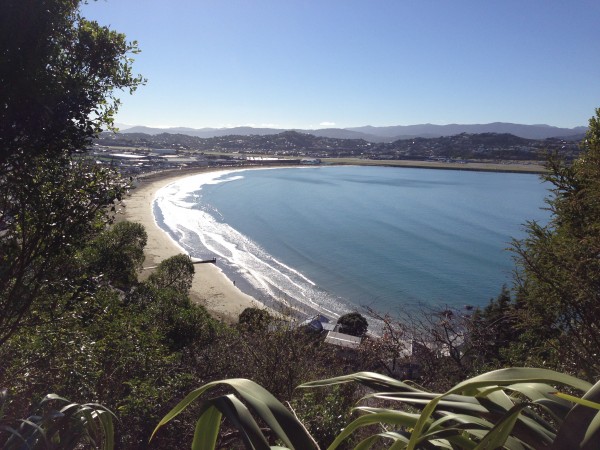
[{"xmin": 115, "ymin": 121, "xmax": 588, "ymax": 131}]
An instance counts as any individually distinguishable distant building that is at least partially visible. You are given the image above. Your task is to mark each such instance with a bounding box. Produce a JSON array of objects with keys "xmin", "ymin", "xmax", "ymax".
[
  {"xmin": 324, "ymin": 331, "xmax": 362, "ymax": 349},
  {"xmin": 107, "ymin": 152, "xmax": 147, "ymax": 160},
  {"xmin": 245, "ymin": 156, "xmax": 301, "ymax": 165},
  {"xmin": 301, "ymin": 314, "xmax": 336, "ymax": 332},
  {"xmin": 152, "ymin": 148, "xmax": 177, "ymax": 155}
]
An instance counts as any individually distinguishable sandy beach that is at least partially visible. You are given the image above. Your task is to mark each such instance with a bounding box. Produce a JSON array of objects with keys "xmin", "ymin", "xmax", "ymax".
[
  {"xmin": 121, "ymin": 168, "xmax": 262, "ymax": 324},
  {"xmin": 120, "ymin": 160, "xmax": 543, "ymax": 323}
]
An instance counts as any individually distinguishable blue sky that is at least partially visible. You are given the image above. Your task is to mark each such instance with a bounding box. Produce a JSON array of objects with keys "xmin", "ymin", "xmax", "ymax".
[{"xmin": 82, "ymin": 0, "xmax": 600, "ymax": 129}]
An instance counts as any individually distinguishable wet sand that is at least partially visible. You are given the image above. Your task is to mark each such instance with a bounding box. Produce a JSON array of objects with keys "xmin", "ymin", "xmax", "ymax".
[{"xmin": 121, "ymin": 168, "xmax": 263, "ymax": 323}]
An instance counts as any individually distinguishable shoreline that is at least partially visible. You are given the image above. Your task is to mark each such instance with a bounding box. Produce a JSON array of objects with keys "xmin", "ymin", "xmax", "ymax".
[
  {"xmin": 121, "ymin": 161, "xmax": 544, "ymax": 323},
  {"xmin": 321, "ymin": 158, "xmax": 547, "ymax": 174},
  {"xmin": 121, "ymin": 167, "xmax": 264, "ymax": 324}
]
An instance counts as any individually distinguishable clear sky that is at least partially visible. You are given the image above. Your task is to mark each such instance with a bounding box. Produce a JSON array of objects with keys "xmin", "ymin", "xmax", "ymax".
[{"xmin": 82, "ymin": 0, "xmax": 600, "ymax": 129}]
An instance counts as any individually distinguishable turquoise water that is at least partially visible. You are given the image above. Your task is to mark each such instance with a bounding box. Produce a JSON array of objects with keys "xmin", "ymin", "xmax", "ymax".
[{"xmin": 154, "ymin": 166, "xmax": 549, "ymax": 317}]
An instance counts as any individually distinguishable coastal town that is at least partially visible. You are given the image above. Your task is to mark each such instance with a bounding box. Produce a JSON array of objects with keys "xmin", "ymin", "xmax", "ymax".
[{"xmin": 89, "ymin": 128, "xmax": 581, "ymax": 175}]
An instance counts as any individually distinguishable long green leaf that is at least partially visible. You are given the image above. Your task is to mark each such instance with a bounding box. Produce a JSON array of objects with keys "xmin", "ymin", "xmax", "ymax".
[
  {"xmin": 225, "ymin": 382, "xmax": 304, "ymax": 448},
  {"xmin": 208, "ymin": 395, "xmax": 271, "ymax": 450},
  {"xmin": 18, "ymin": 418, "xmax": 48, "ymax": 448},
  {"xmin": 581, "ymin": 410, "xmax": 600, "ymax": 450},
  {"xmin": 192, "ymin": 405, "xmax": 222, "ymax": 450},
  {"xmin": 553, "ymin": 392, "xmax": 600, "ymax": 410},
  {"xmin": 96, "ymin": 409, "xmax": 115, "ymax": 450},
  {"xmin": 405, "ymin": 392, "xmax": 445, "ymax": 450},
  {"xmin": 300, "ymin": 371, "xmax": 421, "ymax": 393},
  {"xmin": 476, "ymin": 386, "xmax": 515, "ymax": 411},
  {"xmin": 510, "ymin": 383, "xmax": 571, "ymax": 405},
  {"xmin": 451, "ymin": 368, "xmax": 592, "ymax": 393},
  {"xmin": 326, "ymin": 410, "xmax": 423, "ymax": 450},
  {"xmin": 0, "ymin": 424, "xmax": 28, "ymax": 449},
  {"xmin": 405, "ymin": 368, "xmax": 587, "ymax": 450},
  {"xmin": 471, "ymin": 387, "xmax": 556, "ymax": 446},
  {"xmin": 153, "ymin": 382, "xmax": 217, "ymax": 439},
  {"xmin": 353, "ymin": 431, "xmax": 413, "ymax": 450},
  {"xmin": 428, "ymin": 413, "xmax": 493, "ymax": 432},
  {"xmin": 153, "ymin": 379, "xmax": 316, "ymax": 449},
  {"xmin": 551, "ymin": 379, "xmax": 600, "ymax": 449},
  {"xmin": 505, "ymin": 383, "xmax": 572, "ymax": 423},
  {"xmin": 473, "ymin": 403, "xmax": 532, "ymax": 450},
  {"xmin": 369, "ymin": 393, "xmax": 491, "ymax": 416}
]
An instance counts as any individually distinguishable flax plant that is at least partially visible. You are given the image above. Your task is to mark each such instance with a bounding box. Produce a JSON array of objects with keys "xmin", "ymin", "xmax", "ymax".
[{"xmin": 156, "ymin": 368, "xmax": 600, "ymax": 449}]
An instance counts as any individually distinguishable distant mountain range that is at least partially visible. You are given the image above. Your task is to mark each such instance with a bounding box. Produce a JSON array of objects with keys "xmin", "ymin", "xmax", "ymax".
[{"xmin": 116, "ymin": 123, "xmax": 587, "ymax": 143}]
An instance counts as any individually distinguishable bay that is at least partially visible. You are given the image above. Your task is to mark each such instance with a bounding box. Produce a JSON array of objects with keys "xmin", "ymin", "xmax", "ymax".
[{"xmin": 154, "ymin": 165, "xmax": 549, "ymax": 318}]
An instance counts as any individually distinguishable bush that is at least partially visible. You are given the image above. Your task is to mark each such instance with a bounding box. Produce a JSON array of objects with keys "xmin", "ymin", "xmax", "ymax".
[
  {"xmin": 337, "ymin": 312, "xmax": 368, "ymax": 337},
  {"xmin": 158, "ymin": 367, "xmax": 600, "ymax": 449}
]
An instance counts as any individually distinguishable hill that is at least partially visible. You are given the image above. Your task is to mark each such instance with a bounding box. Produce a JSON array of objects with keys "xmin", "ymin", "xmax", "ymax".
[
  {"xmin": 119, "ymin": 122, "xmax": 587, "ymax": 143},
  {"xmin": 97, "ymin": 130, "xmax": 580, "ymax": 161}
]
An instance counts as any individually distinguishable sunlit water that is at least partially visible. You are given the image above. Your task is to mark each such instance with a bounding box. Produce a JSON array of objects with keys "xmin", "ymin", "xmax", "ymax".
[{"xmin": 153, "ymin": 165, "xmax": 549, "ymax": 319}]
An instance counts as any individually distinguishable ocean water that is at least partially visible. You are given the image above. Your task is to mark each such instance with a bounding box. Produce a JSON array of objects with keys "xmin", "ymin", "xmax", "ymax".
[{"xmin": 153, "ymin": 165, "xmax": 549, "ymax": 319}]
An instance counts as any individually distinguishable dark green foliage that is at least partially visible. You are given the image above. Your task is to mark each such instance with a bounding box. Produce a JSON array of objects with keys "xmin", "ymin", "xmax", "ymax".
[
  {"xmin": 153, "ymin": 378, "xmax": 320, "ymax": 450},
  {"xmin": 1, "ymin": 249, "xmax": 221, "ymax": 448},
  {"xmin": 81, "ymin": 221, "xmax": 147, "ymax": 290},
  {"xmin": 147, "ymin": 254, "xmax": 195, "ymax": 294},
  {"xmin": 238, "ymin": 307, "xmax": 272, "ymax": 332},
  {"xmin": 0, "ymin": 391, "xmax": 115, "ymax": 450},
  {"xmin": 468, "ymin": 285, "xmax": 518, "ymax": 369},
  {"xmin": 0, "ymin": 0, "xmax": 144, "ymax": 163},
  {"xmin": 291, "ymin": 385, "xmax": 358, "ymax": 450},
  {"xmin": 299, "ymin": 368, "xmax": 600, "ymax": 449},
  {"xmin": 0, "ymin": 1, "xmax": 229, "ymax": 448},
  {"xmin": 0, "ymin": 0, "xmax": 143, "ymax": 346},
  {"xmin": 337, "ymin": 312, "xmax": 368, "ymax": 337},
  {"xmin": 163, "ymin": 368, "xmax": 600, "ymax": 450},
  {"xmin": 0, "ymin": 156, "xmax": 130, "ymax": 347},
  {"xmin": 224, "ymin": 319, "xmax": 332, "ymax": 400},
  {"xmin": 510, "ymin": 108, "xmax": 600, "ymax": 379}
]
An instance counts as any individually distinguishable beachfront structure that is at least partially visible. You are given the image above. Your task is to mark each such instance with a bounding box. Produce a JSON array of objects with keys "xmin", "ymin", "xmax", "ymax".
[
  {"xmin": 302, "ymin": 314, "xmax": 363, "ymax": 349},
  {"xmin": 324, "ymin": 331, "xmax": 362, "ymax": 350},
  {"xmin": 245, "ymin": 156, "xmax": 301, "ymax": 165},
  {"xmin": 152, "ymin": 148, "xmax": 177, "ymax": 155},
  {"xmin": 301, "ymin": 314, "xmax": 336, "ymax": 333},
  {"xmin": 300, "ymin": 158, "xmax": 321, "ymax": 165}
]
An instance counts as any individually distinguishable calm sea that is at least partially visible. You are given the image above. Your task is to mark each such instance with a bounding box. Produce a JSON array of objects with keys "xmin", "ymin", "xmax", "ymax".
[{"xmin": 153, "ymin": 165, "xmax": 549, "ymax": 319}]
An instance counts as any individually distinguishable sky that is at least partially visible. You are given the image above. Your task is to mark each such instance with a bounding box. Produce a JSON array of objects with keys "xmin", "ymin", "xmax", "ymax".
[{"xmin": 82, "ymin": 0, "xmax": 600, "ymax": 130}]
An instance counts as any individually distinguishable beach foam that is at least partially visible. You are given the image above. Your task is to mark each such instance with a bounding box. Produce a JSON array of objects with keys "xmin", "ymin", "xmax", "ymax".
[{"xmin": 153, "ymin": 170, "xmax": 350, "ymax": 319}]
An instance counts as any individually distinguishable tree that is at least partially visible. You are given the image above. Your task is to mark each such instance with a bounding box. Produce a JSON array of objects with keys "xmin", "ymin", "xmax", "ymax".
[
  {"xmin": 0, "ymin": 157, "xmax": 130, "ymax": 346},
  {"xmin": 337, "ymin": 312, "xmax": 368, "ymax": 337},
  {"xmin": 0, "ymin": 0, "xmax": 144, "ymax": 163},
  {"xmin": 147, "ymin": 254, "xmax": 195, "ymax": 294},
  {"xmin": 0, "ymin": 0, "xmax": 144, "ymax": 346},
  {"xmin": 238, "ymin": 307, "xmax": 272, "ymax": 332},
  {"xmin": 1, "ymin": 244, "xmax": 221, "ymax": 448},
  {"xmin": 363, "ymin": 288, "xmax": 524, "ymax": 390},
  {"xmin": 510, "ymin": 108, "xmax": 600, "ymax": 380},
  {"xmin": 468, "ymin": 286, "xmax": 518, "ymax": 371},
  {"xmin": 365, "ymin": 304, "xmax": 475, "ymax": 390},
  {"xmin": 81, "ymin": 221, "xmax": 147, "ymax": 290}
]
